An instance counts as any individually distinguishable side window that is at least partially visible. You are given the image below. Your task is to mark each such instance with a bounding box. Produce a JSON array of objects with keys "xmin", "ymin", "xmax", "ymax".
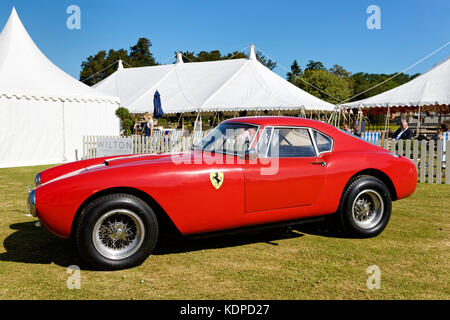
[
  {"xmin": 313, "ymin": 130, "xmax": 333, "ymax": 153},
  {"xmin": 268, "ymin": 128, "xmax": 316, "ymax": 158},
  {"xmin": 256, "ymin": 127, "xmax": 273, "ymax": 157}
]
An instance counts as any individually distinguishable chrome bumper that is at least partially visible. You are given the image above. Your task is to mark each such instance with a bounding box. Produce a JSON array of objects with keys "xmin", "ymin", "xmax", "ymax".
[{"xmin": 27, "ymin": 189, "xmax": 36, "ymax": 217}]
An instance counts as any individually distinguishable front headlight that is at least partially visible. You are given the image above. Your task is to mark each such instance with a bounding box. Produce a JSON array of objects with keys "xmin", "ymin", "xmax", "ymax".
[
  {"xmin": 35, "ymin": 173, "xmax": 41, "ymax": 186},
  {"xmin": 27, "ymin": 189, "xmax": 36, "ymax": 217}
]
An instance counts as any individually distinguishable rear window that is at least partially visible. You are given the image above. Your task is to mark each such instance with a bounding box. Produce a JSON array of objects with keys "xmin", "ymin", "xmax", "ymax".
[{"xmin": 313, "ymin": 130, "xmax": 333, "ymax": 153}]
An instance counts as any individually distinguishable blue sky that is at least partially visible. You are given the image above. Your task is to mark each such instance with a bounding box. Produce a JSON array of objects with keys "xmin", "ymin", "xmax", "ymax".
[{"xmin": 1, "ymin": 0, "xmax": 449, "ymax": 80}]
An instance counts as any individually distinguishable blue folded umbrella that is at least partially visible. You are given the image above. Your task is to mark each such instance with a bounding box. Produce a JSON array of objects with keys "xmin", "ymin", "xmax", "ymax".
[{"xmin": 153, "ymin": 90, "xmax": 164, "ymax": 119}]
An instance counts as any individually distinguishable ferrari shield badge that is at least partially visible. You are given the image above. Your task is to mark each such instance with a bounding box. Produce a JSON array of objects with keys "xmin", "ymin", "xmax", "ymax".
[{"xmin": 210, "ymin": 171, "xmax": 224, "ymax": 189}]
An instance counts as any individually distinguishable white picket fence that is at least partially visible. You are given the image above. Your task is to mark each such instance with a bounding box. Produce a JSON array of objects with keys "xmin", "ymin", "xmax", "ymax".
[
  {"xmin": 375, "ymin": 139, "xmax": 449, "ymax": 185},
  {"xmin": 363, "ymin": 131, "xmax": 450, "ymax": 145},
  {"xmin": 83, "ymin": 133, "xmax": 450, "ymax": 185},
  {"xmin": 83, "ymin": 131, "xmax": 205, "ymax": 159},
  {"xmin": 362, "ymin": 131, "xmax": 382, "ymax": 144}
]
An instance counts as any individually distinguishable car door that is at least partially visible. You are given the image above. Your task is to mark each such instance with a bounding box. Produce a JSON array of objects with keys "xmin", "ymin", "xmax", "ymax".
[{"xmin": 243, "ymin": 126, "xmax": 328, "ymax": 213}]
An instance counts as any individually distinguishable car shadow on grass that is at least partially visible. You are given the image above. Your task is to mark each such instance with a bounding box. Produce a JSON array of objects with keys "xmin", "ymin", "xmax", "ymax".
[
  {"xmin": 153, "ymin": 227, "xmax": 305, "ymax": 255},
  {"xmin": 0, "ymin": 221, "xmax": 309, "ymax": 267},
  {"xmin": 0, "ymin": 220, "xmax": 345, "ymax": 269},
  {"xmin": 292, "ymin": 220, "xmax": 349, "ymax": 239},
  {"xmin": 0, "ymin": 221, "xmax": 81, "ymax": 268}
]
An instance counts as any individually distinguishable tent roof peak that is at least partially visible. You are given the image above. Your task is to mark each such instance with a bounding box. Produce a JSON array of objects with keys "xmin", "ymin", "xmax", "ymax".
[
  {"xmin": 117, "ymin": 59, "xmax": 124, "ymax": 70},
  {"xmin": 249, "ymin": 44, "xmax": 256, "ymax": 60},
  {"xmin": 176, "ymin": 52, "xmax": 184, "ymax": 64}
]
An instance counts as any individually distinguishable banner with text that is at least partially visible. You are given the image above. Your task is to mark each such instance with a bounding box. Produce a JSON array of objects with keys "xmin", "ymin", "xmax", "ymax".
[{"xmin": 96, "ymin": 137, "xmax": 133, "ymax": 157}]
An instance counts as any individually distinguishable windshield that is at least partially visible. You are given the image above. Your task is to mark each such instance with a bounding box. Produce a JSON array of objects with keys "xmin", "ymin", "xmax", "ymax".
[
  {"xmin": 195, "ymin": 122, "xmax": 258, "ymax": 154},
  {"xmin": 339, "ymin": 128, "xmax": 365, "ymax": 141}
]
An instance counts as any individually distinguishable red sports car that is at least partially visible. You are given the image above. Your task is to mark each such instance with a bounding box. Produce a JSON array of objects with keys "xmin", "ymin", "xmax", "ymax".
[{"xmin": 27, "ymin": 117, "xmax": 417, "ymax": 270}]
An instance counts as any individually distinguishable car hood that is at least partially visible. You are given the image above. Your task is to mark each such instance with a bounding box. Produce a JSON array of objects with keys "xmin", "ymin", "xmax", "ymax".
[{"xmin": 39, "ymin": 153, "xmax": 182, "ymax": 185}]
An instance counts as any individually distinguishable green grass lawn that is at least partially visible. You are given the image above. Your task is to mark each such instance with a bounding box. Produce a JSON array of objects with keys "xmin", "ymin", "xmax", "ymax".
[{"xmin": 0, "ymin": 165, "xmax": 448, "ymax": 300}]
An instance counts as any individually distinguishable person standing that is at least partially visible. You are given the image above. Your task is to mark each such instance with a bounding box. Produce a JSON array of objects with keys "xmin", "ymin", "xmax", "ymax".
[{"xmin": 142, "ymin": 112, "xmax": 154, "ymax": 137}]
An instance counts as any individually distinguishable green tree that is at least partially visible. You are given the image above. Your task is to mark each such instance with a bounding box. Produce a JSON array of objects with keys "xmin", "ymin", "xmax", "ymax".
[
  {"xmin": 174, "ymin": 50, "xmax": 276, "ymax": 70},
  {"xmin": 130, "ymin": 38, "xmax": 157, "ymax": 66},
  {"xmin": 255, "ymin": 51, "xmax": 277, "ymax": 70},
  {"xmin": 287, "ymin": 60, "xmax": 302, "ymax": 82},
  {"xmin": 293, "ymin": 69, "xmax": 352, "ymax": 103},
  {"xmin": 80, "ymin": 38, "xmax": 158, "ymax": 86},
  {"xmin": 115, "ymin": 107, "xmax": 133, "ymax": 136},
  {"xmin": 176, "ymin": 50, "xmax": 246, "ymax": 63},
  {"xmin": 349, "ymin": 72, "xmax": 419, "ymax": 101},
  {"xmin": 329, "ymin": 64, "xmax": 351, "ymax": 78},
  {"xmin": 80, "ymin": 50, "xmax": 108, "ymax": 86},
  {"xmin": 305, "ymin": 60, "xmax": 327, "ymax": 71}
]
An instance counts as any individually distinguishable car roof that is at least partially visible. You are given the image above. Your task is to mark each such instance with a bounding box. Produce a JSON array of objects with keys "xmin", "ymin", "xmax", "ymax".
[
  {"xmin": 224, "ymin": 116, "xmax": 386, "ymax": 154},
  {"xmin": 224, "ymin": 116, "xmax": 337, "ymax": 132}
]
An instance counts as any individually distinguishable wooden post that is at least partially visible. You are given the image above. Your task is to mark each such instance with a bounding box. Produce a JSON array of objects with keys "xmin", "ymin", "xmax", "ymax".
[
  {"xmin": 398, "ymin": 140, "xmax": 404, "ymax": 157},
  {"xmin": 383, "ymin": 139, "xmax": 389, "ymax": 151},
  {"xmin": 428, "ymin": 140, "xmax": 434, "ymax": 183},
  {"xmin": 416, "ymin": 106, "xmax": 421, "ymax": 137},
  {"xmin": 436, "ymin": 140, "xmax": 442, "ymax": 184},
  {"xmin": 405, "ymin": 140, "xmax": 411, "ymax": 160},
  {"xmin": 420, "ymin": 140, "xmax": 427, "ymax": 183},
  {"xmin": 390, "ymin": 139, "xmax": 397, "ymax": 154},
  {"xmin": 413, "ymin": 140, "xmax": 419, "ymax": 170},
  {"xmin": 446, "ymin": 141, "xmax": 450, "ymax": 185}
]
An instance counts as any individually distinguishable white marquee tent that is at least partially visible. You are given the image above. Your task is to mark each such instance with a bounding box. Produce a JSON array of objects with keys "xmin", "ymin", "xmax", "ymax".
[
  {"xmin": 342, "ymin": 56, "xmax": 450, "ymax": 109},
  {"xmin": 0, "ymin": 8, "xmax": 120, "ymax": 168},
  {"xmin": 94, "ymin": 45, "xmax": 335, "ymax": 114}
]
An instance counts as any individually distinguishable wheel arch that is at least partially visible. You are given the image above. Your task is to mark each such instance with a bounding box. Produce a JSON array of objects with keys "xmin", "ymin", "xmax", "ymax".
[
  {"xmin": 70, "ymin": 187, "xmax": 179, "ymax": 238},
  {"xmin": 347, "ymin": 169, "xmax": 397, "ymax": 201}
]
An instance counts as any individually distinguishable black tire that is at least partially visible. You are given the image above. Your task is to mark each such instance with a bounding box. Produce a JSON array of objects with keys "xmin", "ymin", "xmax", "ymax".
[
  {"xmin": 75, "ymin": 193, "xmax": 159, "ymax": 270},
  {"xmin": 340, "ymin": 175, "xmax": 392, "ymax": 238}
]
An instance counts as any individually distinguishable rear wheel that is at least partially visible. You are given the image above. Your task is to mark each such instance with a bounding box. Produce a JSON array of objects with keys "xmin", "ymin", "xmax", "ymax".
[
  {"xmin": 76, "ymin": 193, "xmax": 159, "ymax": 270},
  {"xmin": 340, "ymin": 175, "xmax": 392, "ymax": 238}
]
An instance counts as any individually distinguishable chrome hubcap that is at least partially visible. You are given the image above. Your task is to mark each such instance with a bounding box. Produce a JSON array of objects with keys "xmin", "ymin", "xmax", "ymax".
[
  {"xmin": 93, "ymin": 209, "xmax": 145, "ymax": 260},
  {"xmin": 351, "ymin": 189, "xmax": 384, "ymax": 229}
]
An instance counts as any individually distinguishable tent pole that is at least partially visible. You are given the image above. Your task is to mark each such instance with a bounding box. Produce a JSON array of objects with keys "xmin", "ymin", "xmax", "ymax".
[
  {"xmin": 194, "ymin": 110, "xmax": 201, "ymax": 131},
  {"xmin": 382, "ymin": 106, "xmax": 390, "ymax": 146},
  {"xmin": 416, "ymin": 106, "xmax": 421, "ymax": 137},
  {"xmin": 337, "ymin": 108, "xmax": 341, "ymax": 128},
  {"xmin": 358, "ymin": 108, "xmax": 363, "ymax": 137},
  {"xmin": 62, "ymin": 101, "xmax": 67, "ymax": 162},
  {"xmin": 177, "ymin": 112, "xmax": 184, "ymax": 129}
]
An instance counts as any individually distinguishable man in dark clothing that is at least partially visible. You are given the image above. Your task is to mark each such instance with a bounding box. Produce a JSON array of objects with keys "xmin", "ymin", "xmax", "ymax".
[{"xmin": 393, "ymin": 120, "xmax": 413, "ymax": 140}]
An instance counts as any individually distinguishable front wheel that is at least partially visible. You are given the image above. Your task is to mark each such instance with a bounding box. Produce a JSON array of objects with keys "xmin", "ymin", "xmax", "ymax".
[
  {"xmin": 340, "ymin": 175, "xmax": 392, "ymax": 238},
  {"xmin": 75, "ymin": 193, "xmax": 159, "ymax": 270}
]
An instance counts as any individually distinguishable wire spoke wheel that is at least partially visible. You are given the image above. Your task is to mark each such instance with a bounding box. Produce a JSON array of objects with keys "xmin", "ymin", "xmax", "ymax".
[
  {"xmin": 93, "ymin": 209, "xmax": 145, "ymax": 260},
  {"xmin": 351, "ymin": 189, "xmax": 384, "ymax": 229}
]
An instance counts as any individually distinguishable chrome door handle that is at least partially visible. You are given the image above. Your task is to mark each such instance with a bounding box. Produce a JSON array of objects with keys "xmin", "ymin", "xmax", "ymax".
[{"xmin": 311, "ymin": 161, "xmax": 326, "ymax": 167}]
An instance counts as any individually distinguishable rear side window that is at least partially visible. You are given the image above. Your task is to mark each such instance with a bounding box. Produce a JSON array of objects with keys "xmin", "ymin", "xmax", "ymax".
[
  {"xmin": 313, "ymin": 130, "xmax": 333, "ymax": 153},
  {"xmin": 268, "ymin": 128, "xmax": 316, "ymax": 158}
]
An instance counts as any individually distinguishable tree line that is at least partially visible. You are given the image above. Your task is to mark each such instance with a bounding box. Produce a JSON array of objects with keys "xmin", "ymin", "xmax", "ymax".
[
  {"xmin": 80, "ymin": 37, "xmax": 419, "ymax": 103},
  {"xmin": 287, "ymin": 59, "xmax": 419, "ymax": 104}
]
